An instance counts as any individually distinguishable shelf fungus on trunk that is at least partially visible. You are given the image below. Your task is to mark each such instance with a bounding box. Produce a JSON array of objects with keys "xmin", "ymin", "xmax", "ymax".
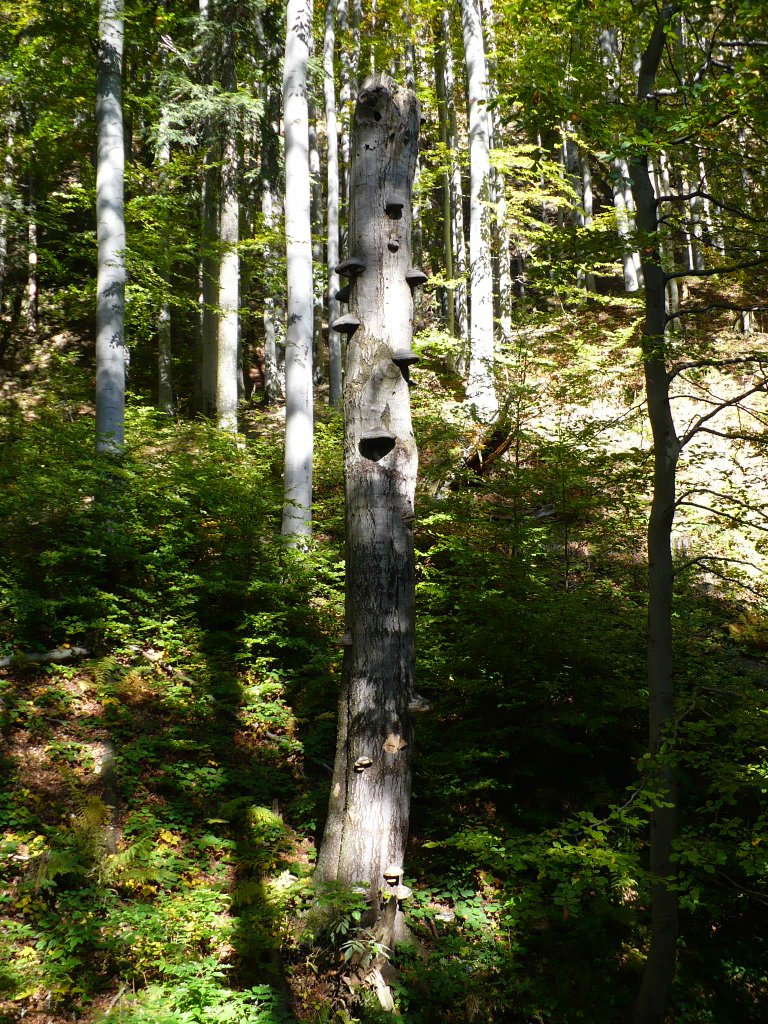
[
  {"xmin": 335, "ymin": 283, "xmax": 352, "ymax": 304},
  {"xmin": 336, "ymin": 255, "xmax": 366, "ymax": 278},
  {"xmin": 331, "ymin": 313, "xmax": 361, "ymax": 338},
  {"xmin": 385, "ymin": 194, "xmax": 406, "ymax": 219},
  {"xmin": 405, "ymin": 267, "xmax": 428, "ymax": 291},
  {"xmin": 391, "ymin": 348, "xmax": 420, "ymax": 383},
  {"xmin": 316, "ymin": 78, "xmax": 420, "ymax": 978}
]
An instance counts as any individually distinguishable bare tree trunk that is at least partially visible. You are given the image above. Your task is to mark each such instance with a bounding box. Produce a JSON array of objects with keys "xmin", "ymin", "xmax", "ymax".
[
  {"xmin": 434, "ymin": 22, "xmax": 455, "ymax": 336},
  {"xmin": 157, "ymin": 59, "xmax": 174, "ymax": 416},
  {"xmin": 281, "ymin": 0, "xmax": 314, "ymax": 540},
  {"xmin": 216, "ymin": 22, "xmax": 240, "ymax": 433},
  {"xmin": 95, "ymin": 0, "xmax": 126, "ymax": 453},
  {"xmin": 480, "ymin": 0, "xmax": 513, "ymax": 337},
  {"xmin": 631, "ymin": 10, "xmax": 680, "ymax": 1023},
  {"xmin": 436, "ymin": 9, "xmax": 468, "ymax": 349},
  {"xmin": 324, "ymin": 0, "xmax": 342, "ymax": 405},
  {"xmin": 198, "ymin": 0, "xmax": 218, "ymax": 417},
  {"xmin": 317, "ymin": 78, "xmax": 420, "ymax": 941},
  {"xmin": 0, "ymin": 116, "xmax": 15, "ymax": 316},
  {"xmin": 309, "ymin": 83, "xmax": 325, "ymax": 386},
  {"xmin": 580, "ymin": 156, "xmax": 596, "ymax": 292},
  {"xmin": 24, "ymin": 172, "xmax": 37, "ymax": 339},
  {"xmin": 460, "ymin": 0, "xmax": 497, "ymax": 420}
]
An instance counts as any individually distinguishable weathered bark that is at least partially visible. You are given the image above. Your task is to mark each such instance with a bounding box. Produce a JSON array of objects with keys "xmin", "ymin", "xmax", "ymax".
[
  {"xmin": 324, "ymin": 0, "xmax": 342, "ymax": 406},
  {"xmin": 460, "ymin": 0, "xmax": 497, "ymax": 420},
  {"xmin": 630, "ymin": 9, "xmax": 680, "ymax": 1023},
  {"xmin": 216, "ymin": 22, "xmax": 240, "ymax": 433},
  {"xmin": 95, "ymin": 0, "xmax": 127, "ymax": 453},
  {"xmin": 281, "ymin": 0, "xmax": 314, "ymax": 539},
  {"xmin": 317, "ymin": 77, "xmax": 419, "ymax": 933},
  {"xmin": 434, "ymin": 23, "xmax": 454, "ymax": 336}
]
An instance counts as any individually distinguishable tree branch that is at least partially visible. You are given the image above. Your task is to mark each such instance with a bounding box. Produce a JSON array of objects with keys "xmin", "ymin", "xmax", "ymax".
[
  {"xmin": 665, "ymin": 256, "xmax": 768, "ymax": 281},
  {"xmin": 679, "ymin": 378, "xmax": 768, "ymax": 446},
  {"xmin": 667, "ymin": 305, "xmax": 768, "ymax": 322},
  {"xmin": 0, "ymin": 646, "xmax": 90, "ymax": 669},
  {"xmin": 669, "ymin": 355, "xmax": 768, "ymax": 379}
]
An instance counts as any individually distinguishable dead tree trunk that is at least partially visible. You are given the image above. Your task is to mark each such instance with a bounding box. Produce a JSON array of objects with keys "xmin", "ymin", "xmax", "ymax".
[{"xmin": 317, "ymin": 76, "xmax": 420, "ymax": 938}]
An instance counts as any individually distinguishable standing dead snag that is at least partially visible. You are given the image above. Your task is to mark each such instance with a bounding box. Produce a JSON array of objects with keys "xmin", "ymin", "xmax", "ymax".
[{"xmin": 317, "ymin": 75, "xmax": 421, "ymax": 946}]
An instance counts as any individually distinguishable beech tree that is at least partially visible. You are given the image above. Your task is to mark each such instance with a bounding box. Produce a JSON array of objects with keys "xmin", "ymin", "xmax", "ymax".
[
  {"xmin": 459, "ymin": 0, "xmax": 497, "ymax": 421},
  {"xmin": 281, "ymin": 0, "xmax": 314, "ymax": 539},
  {"xmin": 95, "ymin": 0, "xmax": 126, "ymax": 453},
  {"xmin": 317, "ymin": 76, "xmax": 421, "ymax": 984}
]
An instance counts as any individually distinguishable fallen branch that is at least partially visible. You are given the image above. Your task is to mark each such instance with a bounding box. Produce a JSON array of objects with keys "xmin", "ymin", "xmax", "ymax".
[{"xmin": 0, "ymin": 646, "xmax": 90, "ymax": 669}]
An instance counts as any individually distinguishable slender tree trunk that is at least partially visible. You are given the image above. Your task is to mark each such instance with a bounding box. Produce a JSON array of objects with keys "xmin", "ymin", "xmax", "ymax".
[
  {"xmin": 631, "ymin": 9, "xmax": 680, "ymax": 1023},
  {"xmin": 460, "ymin": 0, "xmax": 497, "ymax": 420},
  {"xmin": 281, "ymin": 0, "xmax": 314, "ymax": 540},
  {"xmin": 317, "ymin": 75, "xmax": 419, "ymax": 929},
  {"xmin": 95, "ymin": 0, "xmax": 127, "ymax": 453},
  {"xmin": 24, "ymin": 172, "xmax": 37, "ymax": 339},
  {"xmin": 324, "ymin": 0, "xmax": 342, "ymax": 405},
  {"xmin": 216, "ymin": 20, "xmax": 240, "ymax": 433},
  {"xmin": 309, "ymin": 60, "xmax": 325, "ymax": 386},
  {"xmin": 580, "ymin": 156, "xmax": 596, "ymax": 292},
  {"xmin": 480, "ymin": 0, "xmax": 513, "ymax": 337},
  {"xmin": 0, "ymin": 117, "xmax": 15, "ymax": 318},
  {"xmin": 157, "ymin": 76, "xmax": 174, "ymax": 415},
  {"xmin": 434, "ymin": 23, "xmax": 455, "ymax": 337}
]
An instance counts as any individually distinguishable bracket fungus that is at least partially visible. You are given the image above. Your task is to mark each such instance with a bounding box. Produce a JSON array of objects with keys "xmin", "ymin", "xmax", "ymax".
[
  {"xmin": 353, "ymin": 756, "xmax": 373, "ymax": 773},
  {"xmin": 391, "ymin": 349, "xmax": 419, "ymax": 371},
  {"xmin": 359, "ymin": 429, "xmax": 396, "ymax": 462},
  {"xmin": 383, "ymin": 864, "xmax": 404, "ymax": 887},
  {"xmin": 387, "ymin": 238, "xmax": 400, "ymax": 252},
  {"xmin": 335, "ymin": 283, "xmax": 351, "ymax": 304},
  {"xmin": 335, "ymin": 256, "xmax": 366, "ymax": 278},
  {"xmin": 384, "ymin": 195, "xmax": 405, "ymax": 219},
  {"xmin": 405, "ymin": 267, "xmax": 428, "ymax": 290},
  {"xmin": 331, "ymin": 313, "xmax": 361, "ymax": 338}
]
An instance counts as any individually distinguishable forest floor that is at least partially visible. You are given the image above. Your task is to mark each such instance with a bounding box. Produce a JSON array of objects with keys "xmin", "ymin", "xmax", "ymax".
[{"xmin": 2, "ymin": 308, "xmax": 768, "ymax": 1023}]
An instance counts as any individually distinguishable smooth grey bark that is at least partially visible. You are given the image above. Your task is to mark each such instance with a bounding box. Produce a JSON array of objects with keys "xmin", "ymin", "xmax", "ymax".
[
  {"xmin": 25, "ymin": 173, "xmax": 38, "ymax": 337},
  {"xmin": 259, "ymin": 78, "xmax": 283, "ymax": 405},
  {"xmin": 0, "ymin": 116, "xmax": 15, "ymax": 314},
  {"xmin": 480, "ymin": 0, "xmax": 513, "ymax": 336},
  {"xmin": 309, "ymin": 93, "xmax": 325, "ymax": 385},
  {"xmin": 630, "ymin": 9, "xmax": 680, "ymax": 1023},
  {"xmin": 650, "ymin": 155, "xmax": 679, "ymax": 321},
  {"xmin": 216, "ymin": 23, "xmax": 240, "ymax": 433},
  {"xmin": 435, "ymin": 9, "xmax": 468, "ymax": 347},
  {"xmin": 599, "ymin": 28, "xmax": 643, "ymax": 291},
  {"xmin": 281, "ymin": 0, "xmax": 314, "ymax": 540},
  {"xmin": 197, "ymin": 0, "xmax": 218, "ymax": 417},
  {"xmin": 95, "ymin": 0, "xmax": 127, "ymax": 453},
  {"xmin": 460, "ymin": 0, "xmax": 497, "ymax": 420},
  {"xmin": 156, "ymin": 65, "xmax": 174, "ymax": 416},
  {"xmin": 324, "ymin": 0, "xmax": 342, "ymax": 405},
  {"xmin": 200, "ymin": 155, "xmax": 219, "ymax": 416},
  {"xmin": 317, "ymin": 76, "xmax": 419, "ymax": 931},
  {"xmin": 434, "ymin": 23, "xmax": 455, "ymax": 336}
]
